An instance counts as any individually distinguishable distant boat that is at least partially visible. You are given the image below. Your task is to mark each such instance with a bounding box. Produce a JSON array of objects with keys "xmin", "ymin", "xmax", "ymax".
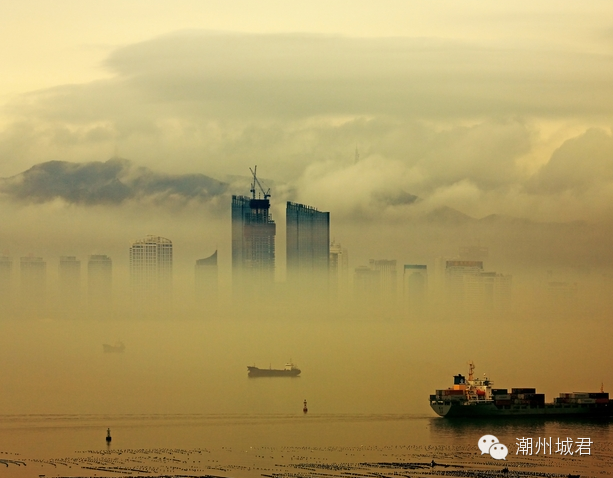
[
  {"xmin": 103, "ymin": 342, "xmax": 125, "ymax": 353},
  {"xmin": 247, "ymin": 362, "xmax": 301, "ymax": 377}
]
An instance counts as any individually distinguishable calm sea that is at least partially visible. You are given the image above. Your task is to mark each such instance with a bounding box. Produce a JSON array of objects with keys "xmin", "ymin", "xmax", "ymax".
[
  {"xmin": 0, "ymin": 412, "xmax": 611, "ymax": 477},
  {"xmin": 1, "ymin": 317, "xmax": 612, "ymax": 476}
]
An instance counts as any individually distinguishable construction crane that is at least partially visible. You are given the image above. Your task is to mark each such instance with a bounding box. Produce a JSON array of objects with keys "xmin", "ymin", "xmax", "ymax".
[{"xmin": 249, "ymin": 166, "xmax": 270, "ymax": 200}]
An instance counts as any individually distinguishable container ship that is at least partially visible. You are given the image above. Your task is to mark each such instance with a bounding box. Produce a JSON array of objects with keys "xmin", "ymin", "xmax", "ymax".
[
  {"xmin": 247, "ymin": 362, "xmax": 301, "ymax": 378},
  {"xmin": 430, "ymin": 363, "xmax": 611, "ymax": 418}
]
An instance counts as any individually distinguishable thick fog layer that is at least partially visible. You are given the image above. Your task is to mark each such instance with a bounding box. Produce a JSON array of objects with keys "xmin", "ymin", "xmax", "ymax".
[{"xmin": 1, "ymin": 5, "xmax": 613, "ymax": 417}]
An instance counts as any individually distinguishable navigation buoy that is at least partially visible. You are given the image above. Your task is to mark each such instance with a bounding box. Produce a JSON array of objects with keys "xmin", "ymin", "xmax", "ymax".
[
  {"xmin": 106, "ymin": 428, "xmax": 112, "ymax": 443},
  {"xmin": 303, "ymin": 399, "xmax": 308, "ymax": 414}
]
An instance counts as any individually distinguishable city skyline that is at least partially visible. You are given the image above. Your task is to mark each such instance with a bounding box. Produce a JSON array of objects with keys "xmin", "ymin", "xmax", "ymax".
[
  {"xmin": 3, "ymin": 4, "xmax": 613, "ymax": 282},
  {"xmin": 0, "ymin": 158, "xmax": 607, "ymax": 284},
  {"xmin": 1, "ymin": 174, "xmax": 603, "ymax": 324},
  {"xmin": 0, "ymin": 156, "xmax": 608, "ymax": 307}
]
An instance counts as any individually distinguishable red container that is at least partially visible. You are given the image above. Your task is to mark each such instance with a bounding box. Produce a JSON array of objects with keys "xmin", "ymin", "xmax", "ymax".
[{"xmin": 443, "ymin": 390, "xmax": 465, "ymax": 395}]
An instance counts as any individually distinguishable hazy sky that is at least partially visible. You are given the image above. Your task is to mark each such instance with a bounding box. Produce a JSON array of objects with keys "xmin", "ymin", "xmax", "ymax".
[{"xmin": 2, "ymin": 1, "xmax": 613, "ymax": 265}]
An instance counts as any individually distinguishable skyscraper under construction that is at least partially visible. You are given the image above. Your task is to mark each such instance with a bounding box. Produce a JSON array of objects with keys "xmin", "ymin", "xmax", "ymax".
[{"xmin": 232, "ymin": 167, "xmax": 276, "ymax": 290}]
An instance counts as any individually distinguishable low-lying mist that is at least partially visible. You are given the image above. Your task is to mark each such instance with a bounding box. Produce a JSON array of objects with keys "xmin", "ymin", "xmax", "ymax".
[{"xmin": 0, "ymin": 306, "xmax": 610, "ymax": 417}]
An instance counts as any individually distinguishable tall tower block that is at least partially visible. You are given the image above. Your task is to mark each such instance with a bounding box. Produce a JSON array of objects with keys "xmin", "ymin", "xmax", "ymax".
[
  {"xmin": 0, "ymin": 255, "xmax": 13, "ymax": 311},
  {"xmin": 286, "ymin": 202, "xmax": 330, "ymax": 284},
  {"xmin": 195, "ymin": 250, "xmax": 218, "ymax": 307},
  {"xmin": 130, "ymin": 235, "xmax": 173, "ymax": 313},
  {"xmin": 88, "ymin": 254, "xmax": 112, "ymax": 316},
  {"xmin": 20, "ymin": 255, "xmax": 46, "ymax": 314}
]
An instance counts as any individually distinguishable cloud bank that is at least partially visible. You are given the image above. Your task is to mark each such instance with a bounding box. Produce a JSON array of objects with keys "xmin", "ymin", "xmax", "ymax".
[{"xmin": 2, "ymin": 32, "xmax": 613, "ymax": 223}]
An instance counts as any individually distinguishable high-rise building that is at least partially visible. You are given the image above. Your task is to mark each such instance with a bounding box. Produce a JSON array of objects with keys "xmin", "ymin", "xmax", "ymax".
[
  {"xmin": 20, "ymin": 255, "xmax": 46, "ymax": 313},
  {"xmin": 403, "ymin": 264, "xmax": 428, "ymax": 314},
  {"xmin": 370, "ymin": 259, "xmax": 397, "ymax": 298},
  {"xmin": 286, "ymin": 202, "xmax": 330, "ymax": 283},
  {"xmin": 547, "ymin": 280, "xmax": 577, "ymax": 299},
  {"xmin": 0, "ymin": 255, "xmax": 13, "ymax": 308},
  {"xmin": 445, "ymin": 260, "xmax": 484, "ymax": 305},
  {"xmin": 464, "ymin": 271, "xmax": 512, "ymax": 315},
  {"xmin": 329, "ymin": 240, "xmax": 348, "ymax": 298},
  {"xmin": 433, "ymin": 256, "xmax": 451, "ymax": 293},
  {"xmin": 88, "ymin": 254, "xmax": 112, "ymax": 314},
  {"xmin": 232, "ymin": 167, "xmax": 276, "ymax": 292},
  {"xmin": 354, "ymin": 265, "xmax": 381, "ymax": 299},
  {"xmin": 354, "ymin": 259, "xmax": 397, "ymax": 305},
  {"xmin": 195, "ymin": 250, "xmax": 218, "ymax": 305},
  {"xmin": 444, "ymin": 258, "xmax": 511, "ymax": 316},
  {"xmin": 0, "ymin": 255, "xmax": 12, "ymax": 282},
  {"xmin": 130, "ymin": 235, "xmax": 172, "ymax": 309},
  {"xmin": 59, "ymin": 256, "xmax": 81, "ymax": 305},
  {"xmin": 459, "ymin": 245, "xmax": 489, "ymax": 261},
  {"xmin": 445, "ymin": 259, "xmax": 483, "ymax": 316}
]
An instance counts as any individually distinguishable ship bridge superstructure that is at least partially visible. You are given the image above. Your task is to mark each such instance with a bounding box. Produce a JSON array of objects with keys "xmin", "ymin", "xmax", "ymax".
[{"xmin": 465, "ymin": 361, "xmax": 494, "ymax": 401}]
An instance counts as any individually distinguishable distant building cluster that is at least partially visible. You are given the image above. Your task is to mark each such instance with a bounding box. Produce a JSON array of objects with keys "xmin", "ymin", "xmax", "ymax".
[
  {"xmin": 0, "ymin": 253, "xmax": 113, "ymax": 318},
  {"xmin": 1, "ymin": 166, "xmax": 518, "ymax": 319}
]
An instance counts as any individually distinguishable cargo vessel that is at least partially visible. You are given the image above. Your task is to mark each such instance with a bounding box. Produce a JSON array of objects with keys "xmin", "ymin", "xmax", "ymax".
[
  {"xmin": 247, "ymin": 362, "xmax": 301, "ymax": 377},
  {"xmin": 430, "ymin": 362, "xmax": 611, "ymax": 418}
]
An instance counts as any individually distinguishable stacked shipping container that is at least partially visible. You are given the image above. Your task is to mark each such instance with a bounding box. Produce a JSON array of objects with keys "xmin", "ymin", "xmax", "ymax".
[{"xmin": 555, "ymin": 392, "xmax": 609, "ymax": 405}]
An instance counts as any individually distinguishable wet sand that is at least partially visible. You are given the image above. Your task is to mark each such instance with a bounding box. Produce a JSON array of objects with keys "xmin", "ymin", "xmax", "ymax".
[{"xmin": 2, "ymin": 439, "xmax": 612, "ymax": 478}]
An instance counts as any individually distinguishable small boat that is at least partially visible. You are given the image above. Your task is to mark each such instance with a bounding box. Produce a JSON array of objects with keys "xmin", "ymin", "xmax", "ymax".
[{"xmin": 103, "ymin": 342, "xmax": 125, "ymax": 353}]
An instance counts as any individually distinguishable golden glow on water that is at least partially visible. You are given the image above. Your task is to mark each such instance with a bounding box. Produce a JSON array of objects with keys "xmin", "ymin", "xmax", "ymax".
[{"xmin": 0, "ymin": 413, "xmax": 611, "ymax": 477}]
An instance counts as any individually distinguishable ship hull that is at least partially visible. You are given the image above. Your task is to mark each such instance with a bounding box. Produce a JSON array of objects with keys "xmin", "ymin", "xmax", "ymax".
[
  {"xmin": 247, "ymin": 367, "xmax": 301, "ymax": 378},
  {"xmin": 430, "ymin": 400, "xmax": 613, "ymax": 418}
]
